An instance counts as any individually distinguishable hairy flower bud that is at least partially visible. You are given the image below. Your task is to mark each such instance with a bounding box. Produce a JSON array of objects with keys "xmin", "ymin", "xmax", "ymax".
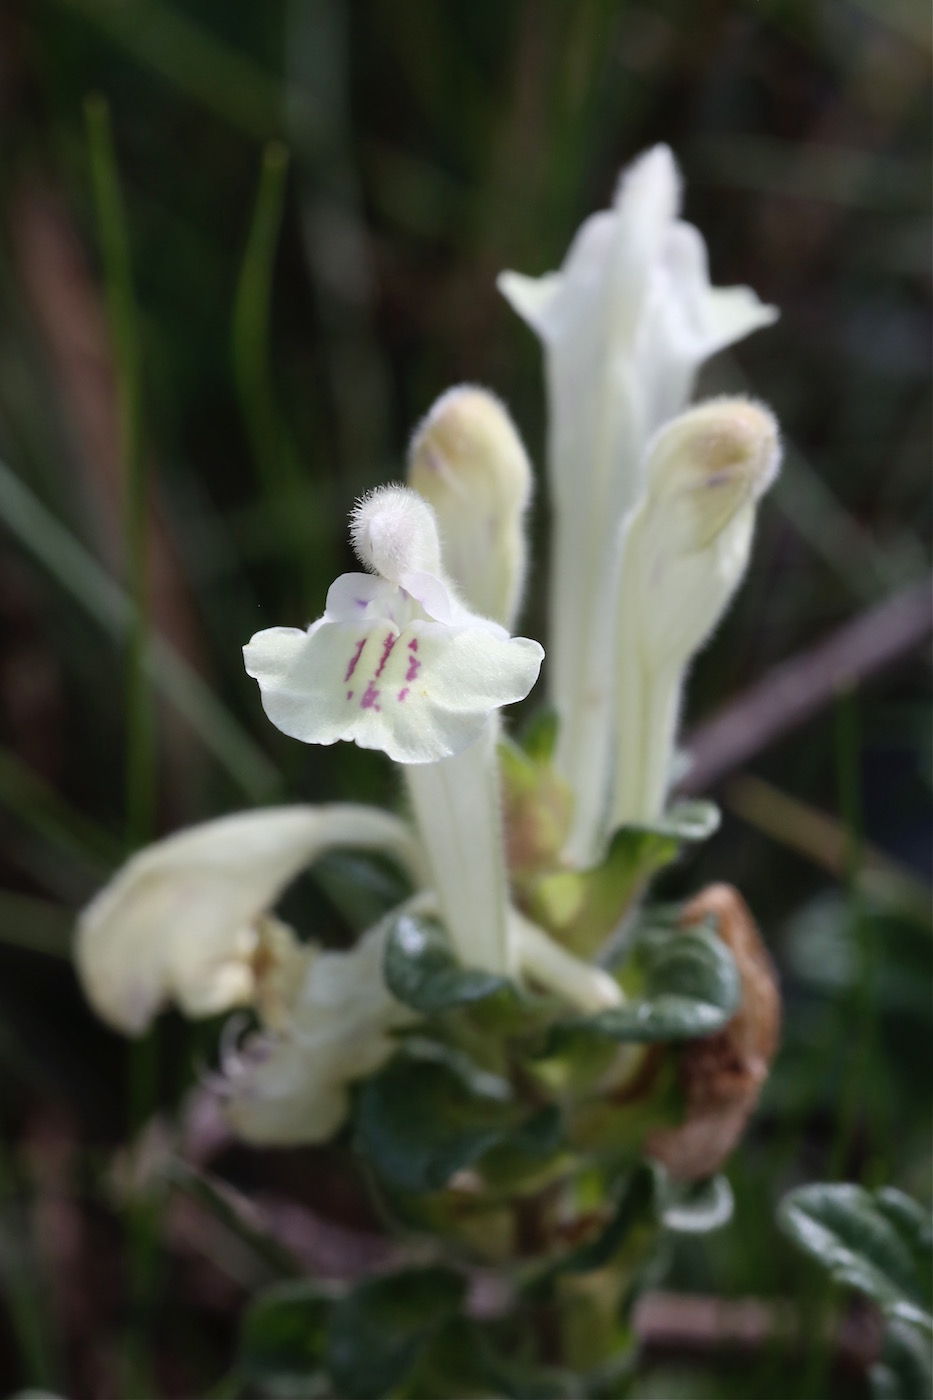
[
  {"xmin": 609, "ymin": 398, "xmax": 780, "ymax": 831},
  {"xmin": 408, "ymin": 386, "xmax": 533, "ymax": 629}
]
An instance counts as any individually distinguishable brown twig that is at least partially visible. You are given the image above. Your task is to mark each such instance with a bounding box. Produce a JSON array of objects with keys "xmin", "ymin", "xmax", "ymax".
[
  {"xmin": 634, "ymin": 1290, "xmax": 883, "ymax": 1376},
  {"xmin": 682, "ymin": 576, "xmax": 932, "ymax": 795}
]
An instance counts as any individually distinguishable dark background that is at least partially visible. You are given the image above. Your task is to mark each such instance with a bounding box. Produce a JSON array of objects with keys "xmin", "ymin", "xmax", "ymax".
[{"xmin": 0, "ymin": 0, "xmax": 929, "ymax": 1395}]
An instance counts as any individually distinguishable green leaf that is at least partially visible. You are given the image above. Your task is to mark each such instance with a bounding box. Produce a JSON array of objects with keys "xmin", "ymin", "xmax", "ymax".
[
  {"xmin": 355, "ymin": 1044, "xmax": 555, "ymax": 1195},
  {"xmin": 778, "ymin": 1183, "xmax": 933, "ymax": 1332},
  {"xmin": 557, "ymin": 1163, "xmax": 658, "ymax": 1276},
  {"xmin": 661, "ymin": 1174, "xmax": 734, "ymax": 1234},
  {"xmin": 871, "ymin": 1318, "xmax": 933, "ymax": 1400},
  {"xmin": 518, "ymin": 706, "xmax": 560, "ymax": 762},
  {"xmin": 383, "ymin": 913, "xmax": 513, "ymax": 1015},
  {"xmin": 239, "ymin": 1280, "xmax": 332, "ymax": 1398},
  {"xmin": 325, "ymin": 1266, "xmax": 465, "ymax": 1400},
  {"xmin": 549, "ymin": 923, "xmax": 741, "ymax": 1050},
  {"xmin": 314, "ymin": 850, "xmax": 414, "ymax": 932},
  {"xmin": 651, "ymin": 801, "xmax": 721, "ymax": 842},
  {"xmin": 526, "ymin": 805, "xmax": 718, "ymax": 959},
  {"xmin": 403, "ymin": 1317, "xmax": 578, "ymax": 1400}
]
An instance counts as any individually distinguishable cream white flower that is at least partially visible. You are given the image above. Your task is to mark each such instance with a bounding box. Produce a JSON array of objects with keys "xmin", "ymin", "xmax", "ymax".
[
  {"xmin": 222, "ymin": 914, "xmax": 414, "ymax": 1146},
  {"xmin": 243, "ymin": 485, "xmax": 619, "ymax": 1000},
  {"xmin": 408, "ymin": 386, "xmax": 533, "ymax": 630},
  {"xmin": 499, "ymin": 145, "xmax": 777, "ymax": 864},
  {"xmin": 611, "ymin": 398, "xmax": 780, "ymax": 828},
  {"xmin": 75, "ymin": 804, "xmax": 424, "ymax": 1036},
  {"xmin": 244, "ymin": 486, "xmax": 543, "ymax": 765},
  {"xmin": 245, "ymin": 485, "xmax": 545, "ymax": 977}
]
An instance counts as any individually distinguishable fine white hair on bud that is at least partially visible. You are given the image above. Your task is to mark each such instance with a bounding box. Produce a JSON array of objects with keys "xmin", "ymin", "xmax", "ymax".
[
  {"xmin": 350, "ymin": 484, "xmax": 442, "ymax": 583},
  {"xmin": 646, "ymin": 396, "xmax": 780, "ymax": 554},
  {"xmin": 408, "ymin": 385, "xmax": 533, "ymax": 628},
  {"xmin": 607, "ymin": 395, "xmax": 781, "ymax": 834}
]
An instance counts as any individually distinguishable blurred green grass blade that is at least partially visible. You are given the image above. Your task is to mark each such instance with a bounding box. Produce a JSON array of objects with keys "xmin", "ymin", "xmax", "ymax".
[
  {"xmin": 0, "ymin": 890, "xmax": 74, "ymax": 959},
  {"xmin": 0, "ymin": 457, "xmax": 280, "ymax": 800},
  {"xmin": 54, "ymin": 0, "xmax": 316, "ymax": 143},
  {"xmin": 233, "ymin": 144, "xmax": 325, "ymax": 597},
  {"xmin": 0, "ymin": 1146, "xmax": 58, "ymax": 1388},
  {"xmin": 286, "ymin": 0, "xmax": 392, "ymax": 489},
  {"xmin": 86, "ymin": 94, "xmax": 154, "ymax": 850},
  {"xmin": 85, "ymin": 98, "xmax": 157, "ymax": 1390},
  {"xmin": 0, "ymin": 746, "xmax": 119, "ymax": 873},
  {"xmin": 233, "ymin": 143, "xmax": 291, "ymax": 496}
]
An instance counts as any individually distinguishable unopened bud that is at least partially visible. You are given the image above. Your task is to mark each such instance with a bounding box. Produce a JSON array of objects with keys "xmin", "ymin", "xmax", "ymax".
[
  {"xmin": 610, "ymin": 397, "xmax": 779, "ymax": 827},
  {"xmin": 632, "ymin": 397, "xmax": 779, "ymax": 669},
  {"xmin": 408, "ymin": 386, "xmax": 532, "ymax": 628},
  {"xmin": 350, "ymin": 484, "xmax": 442, "ymax": 583}
]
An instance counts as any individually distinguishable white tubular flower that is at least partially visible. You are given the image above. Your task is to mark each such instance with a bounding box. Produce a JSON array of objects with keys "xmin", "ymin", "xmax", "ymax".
[
  {"xmin": 244, "ymin": 485, "xmax": 543, "ymax": 765},
  {"xmin": 499, "ymin": 144, "xmax": 777, "ymax": 866},
  {"xmin": 223, "ymin": 916, "xmax": 413, "ymax": 1146},
  {"xmin": 407, "ymin": 386, "xmax": 533, "ymax": 630},
  {"xmin": 611, "ymin": 398, "xmax": 780, "ymax": 829},
  {"xmin": 404, "ymin": 718, "xmax": 512, "ymax": 975},
  {"xmin": 75, "ymin": 805, "xmax": 424, "ymax": 1036},
  {"xmin": 511, "ymin": 907, "xmax": 622, "ymax": 1013},
  {"xmin": 245, "ymin": 484, "xmax": 543, "ymax": 978}
]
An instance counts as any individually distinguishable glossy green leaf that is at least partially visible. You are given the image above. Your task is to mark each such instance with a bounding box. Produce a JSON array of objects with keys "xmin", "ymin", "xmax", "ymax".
[
  {"xmin": 549, "ymin": 923, "xmax": 740, "ymax": 1050},
  {"xmin": 661, "ymin": 1174, "xmax": 734, "ymax": 1234},
  {"xmin": 325, "ymin": 1266, "xmax": 465, "ymax": 1400},
  {"xmin": 651, "ymin": 800, "xmax": 721, "ymax": 842},
  {"xmin": 778, "ymin": 1183, "xmax": 933, "ymax": 1331},
  {"xmin": 871, "ymin": 1317, "xmax": 933, "ymax": 1400},
  {"xmin": 355, "ymin": 1044, "xmax": 555, "ymax": 1194},
  {"xmin": 239, "ymin": 1280, "xmax": 332, "ymax": 1398},
  {"xmin": 383, "ymin": 913, "xmax": 513, "ymax": 1015}
]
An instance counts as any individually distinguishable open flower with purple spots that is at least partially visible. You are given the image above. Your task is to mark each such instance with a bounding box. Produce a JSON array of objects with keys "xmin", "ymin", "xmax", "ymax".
[{"xmin": 243, "ymin": 487, "xmax": 543, "ymax": 766}]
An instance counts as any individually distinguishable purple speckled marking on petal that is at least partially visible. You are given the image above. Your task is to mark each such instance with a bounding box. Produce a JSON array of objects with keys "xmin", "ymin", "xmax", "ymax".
[
  {"xmin": 404, "ymin": 637, "xmax": 422, "ymax": 681},
  {"xmin": 344, "ymin": 638, "xmax": 366, "ymax": 682},
  {"xmin": 361, "ymin": 679, "xmax": 380, "ymax": 710},
  {"xmin": 398, "ymin": 687, "xmax": 409, "ymax": 702},
  {"xmin": 374, "ymin": 632, "xmax": 397, "ymax": 678},
  {"xmin": 346, "ymin": 690, "xmax": 354, "ymax": 700}
]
